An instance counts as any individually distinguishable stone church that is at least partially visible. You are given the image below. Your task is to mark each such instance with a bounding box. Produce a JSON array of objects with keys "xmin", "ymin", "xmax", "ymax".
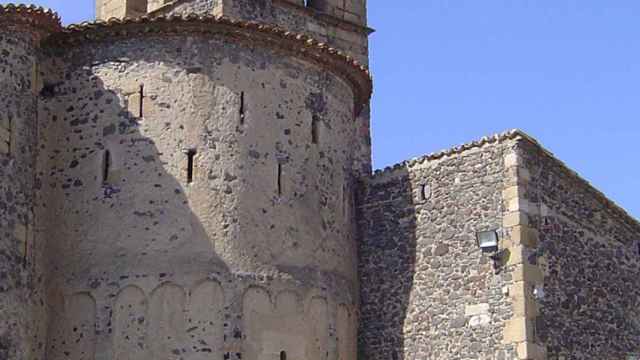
[{"xmin": 0, "ymin": 1, "xmax": 638, "ymax": 360}]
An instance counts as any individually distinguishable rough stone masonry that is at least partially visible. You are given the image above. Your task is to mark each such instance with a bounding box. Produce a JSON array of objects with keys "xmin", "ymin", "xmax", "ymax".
[{"xmin": 0, "ymin": 1, "xmax": 638, "ymax": 360}]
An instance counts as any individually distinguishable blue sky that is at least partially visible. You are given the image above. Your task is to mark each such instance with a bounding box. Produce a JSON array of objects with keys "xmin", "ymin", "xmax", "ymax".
[{"xmin": 16, "ymin": 1, "xmax": 640, "ymax": 218}]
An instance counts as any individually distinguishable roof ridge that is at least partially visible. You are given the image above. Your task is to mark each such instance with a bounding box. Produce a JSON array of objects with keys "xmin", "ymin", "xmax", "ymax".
[
  {"xmin": 371, "ymin": 129, "xmax": 526, "ymax": 176},
  {"xmin": 0, "ymin": 3, "xmax": 62, "ymax": 26},
  {"xmin": 369, "ymin": 128, "xmax": 640, "ymax": 231},
  {"xmin": 0, "ymin": 3, "xmax": 62, "ymax": 31}
]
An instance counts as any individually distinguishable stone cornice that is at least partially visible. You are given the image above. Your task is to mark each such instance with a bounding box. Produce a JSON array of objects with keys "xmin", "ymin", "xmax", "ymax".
[
  {"xmin": 45, "ymin": 14, "xmax": 372, "ymax": 115},
  {"xmin": 369, "ymin": 128, "xmax": 640, "ymax": 234},
  {"xmin": 0, "ymin": 3, "xmax": 62, "ymax": 42}
]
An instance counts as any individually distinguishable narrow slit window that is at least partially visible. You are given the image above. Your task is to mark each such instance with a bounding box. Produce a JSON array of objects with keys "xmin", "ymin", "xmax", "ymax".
[
  {"xmin": 280, "ymin": 351, "xmax": 287, "ymax": 360},
  {"xmin": 22, "ymin": 223, "xmax": 28, "ymax": 267},
  {"xmin": 420, "ymin": 184, "xmax": 430, "ymax": 201},
  {"xmin": 138, "ymin": 84, "xmax": 144, "ymax": 118},
  {"xmin": 239, "ymin": 91, "xmax": 245, "ymax": 125},
  {"xmin": 6, "ymin": 117, "xmax": 12, "ymax": 156},
  {"xmin": 277, "ymin": 163, "xmax": 283, "ymax": 196},
  {"xmin": 187, "ymin": 149, "xmax": 197, "ymax": 184},
  {"xmin": 102, "ymin": 150, "xmax": 111, "ymax": 183},
  {"xmin": 342, "ymin": 183, "xmax": 348, "ymax": 216},
  {"xmin": 311, "ymin": 115, "xmax": 320, "ymax": 144}
]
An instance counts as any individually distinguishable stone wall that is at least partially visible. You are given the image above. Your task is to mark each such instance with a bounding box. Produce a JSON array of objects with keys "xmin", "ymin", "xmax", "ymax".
[
  {"xmin": 517, "ymin": 139, "xmax": 640, "ymax": 359},
  {"xmin": 0, "ymin": 29, "xmax": 47, "ymax": 360},
  {"xmin": 357, "ymin": 136, "xmax": 520, "ymax": 360},
  {"xmin": 36, "ymin": 20, "xmax": 365, "ymax": 360}
]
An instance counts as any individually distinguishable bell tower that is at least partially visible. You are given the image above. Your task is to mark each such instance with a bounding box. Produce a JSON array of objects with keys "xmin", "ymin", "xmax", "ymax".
[
  {"xmin": 308, "ymin": 0, "xmax": 367, "ymax": 26},
  {"xmin": 95, "ymin": 0, "xmax": 148, "ymax": 20}
]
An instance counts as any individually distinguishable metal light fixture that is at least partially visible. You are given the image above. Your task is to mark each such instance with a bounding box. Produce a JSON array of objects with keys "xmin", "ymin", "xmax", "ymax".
[
  {"xmin": 477, "ymin": 230, "xmax": 503, "ymax": 274},
  {"xmin": 476, "ymin": 230, "xmax": 499, "ymax": 253}
]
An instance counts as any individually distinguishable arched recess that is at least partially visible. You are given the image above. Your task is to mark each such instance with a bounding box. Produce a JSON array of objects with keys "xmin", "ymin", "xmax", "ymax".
[
  {"xmin": 47, "ymin": 292, "xmax": 97, "ymax": 360},
  {"xmin": 149, "ymin": 283, "xmax": 187, "ymax": 360},
  {"xmin": 186, "ymin": 280, "xmax": 224, "ymax": 359},
  {"xmin": 306, "ymin": 297, "xmax": 329, "ymax": 360},
  {"xmin": 113, "ymin": 285, "xmax": 148, "ymax": 360},
  {"xmin": 243, "ymin": 287, "xmax": 274, "ymax": 360},
  {"xmin": 337, "ymin": 304, "xmax": 357, "ymax": 360}
]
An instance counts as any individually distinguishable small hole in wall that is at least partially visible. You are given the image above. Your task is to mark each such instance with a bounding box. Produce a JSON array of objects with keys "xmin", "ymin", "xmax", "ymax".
[
  {"xmin": 239, "ymin": 91, "xmax": 245, "ymax": 125},
  {"xmin": 102, "ymin": 150, "xmax": 111, "ymax": 183},
  {"xmin": 277, "ymin": 163, "xmax": 283, "ymax": 196},
  {"xmin": 138, "ymin": 84, "xmax": 144, "ymax": 118},
  {"xmin": 280, "ymin": 351, "xmax": 287, "ymax": 360},
  {"xmin": 311, "ymin": 115, "xmax": 320, "ymax": 144},
  {"xmin": 186, "ymin": 149, "xmax": 197, "ymax": 184}
]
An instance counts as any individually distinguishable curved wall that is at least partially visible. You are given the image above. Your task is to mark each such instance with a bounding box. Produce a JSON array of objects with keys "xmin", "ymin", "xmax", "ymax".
[
  {"xmin": 38, "ymin": 30, "xmax": 360, "ymax": 360},
  {"xmin": 0, "ymin": 27, "xmax": 48, "ymax": 360}
]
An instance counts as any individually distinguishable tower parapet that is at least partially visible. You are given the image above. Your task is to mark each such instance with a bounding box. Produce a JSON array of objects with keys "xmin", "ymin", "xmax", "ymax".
[{"xmin": 0, "ymin": 5, "xmax": 61, "ymax": 360}]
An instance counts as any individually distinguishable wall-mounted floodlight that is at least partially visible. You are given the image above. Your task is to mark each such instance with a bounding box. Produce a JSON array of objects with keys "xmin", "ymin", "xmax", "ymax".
[{"xmin": 476, "ymin": 230, "xmax": 499, "ymax": 253}]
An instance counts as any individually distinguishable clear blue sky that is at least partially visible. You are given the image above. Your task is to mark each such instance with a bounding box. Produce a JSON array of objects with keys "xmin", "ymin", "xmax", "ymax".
[{"xmin": 17, "ymin": 1, "xmax": 640, "ymax": 219}]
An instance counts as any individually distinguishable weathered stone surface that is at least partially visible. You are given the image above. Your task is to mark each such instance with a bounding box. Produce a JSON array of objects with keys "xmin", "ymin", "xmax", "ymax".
[
  {"xmin": 4, "ymin": 2, "xmax": 640, "ymax": 360},
  {"xmin": 357, "ymin": 140, "xmax": 518, "ymax": 360},
  {"xmin": 518, "ymin": 139, "xmax": 640, "ymax": 359}
]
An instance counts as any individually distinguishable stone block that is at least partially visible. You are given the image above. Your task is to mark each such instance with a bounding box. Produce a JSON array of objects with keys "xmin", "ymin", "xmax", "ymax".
[
  {"xmin": 465, "ymin": 303, "xmax": 490, "ymax": 317},
  {"xmin": 0, "ymin": 126, "xmax": 10, "ymax": 143},
  {"xmin": 512, "ymin": 289, "xmax": 538, "ymax": 319},
  {"xmin": 516, "ymin": 342, "xmax": 546, "ymax": 360},
  {"xmin": 504, "ymin": 153, "xmax": 522, "ymax": 168},
  {"xmin": 502, "ymin": 186, "xmax": 523, "ymax": 201},
  {"xmin": 504, "ymin": 211, "xmax": 529, "ymax": 228},
  {"xmin": 509, "ymin": 225, "xmax": 539, "ymax": 248},
  {"xmin": 513, "ymin": 263, "xmax": 544, "ymax": 284},
  {"xmin": 506, "ymin": 245, "xmax": 525, "ymax": 266},
  {"xmin": 507, "ymin": 198, "xmax": 530, "ymax": 213},
  {"xmin": 469, "ymin": 314, "xmax": 491, "ymax": 327},
  {"xmin": 503, "ymin": 317, "xmax": 534, "ymax": 344}
]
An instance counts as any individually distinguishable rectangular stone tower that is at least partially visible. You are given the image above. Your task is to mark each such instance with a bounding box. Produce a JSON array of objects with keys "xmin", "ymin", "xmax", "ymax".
[{"xmin": 96, "ymin": 0, "xmax": 149, "ymax": 20}]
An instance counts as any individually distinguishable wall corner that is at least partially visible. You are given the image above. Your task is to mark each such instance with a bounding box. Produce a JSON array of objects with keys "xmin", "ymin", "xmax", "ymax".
[{"xmin": 501, "ymin": 148, "xmax": 547, "ymax": 360}]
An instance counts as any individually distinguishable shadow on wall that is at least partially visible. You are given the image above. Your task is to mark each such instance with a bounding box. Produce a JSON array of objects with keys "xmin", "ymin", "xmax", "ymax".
[
  {"xmin": 356, "ymin": 169, "xmax": 418, "ymax": 360},
  {"xmin": 35, "ymin": 34, "xmax": 358, "ymax": 360},
  {"xmin": 37, "ymin": 56, "xmax": 233, "ymax": 359}
]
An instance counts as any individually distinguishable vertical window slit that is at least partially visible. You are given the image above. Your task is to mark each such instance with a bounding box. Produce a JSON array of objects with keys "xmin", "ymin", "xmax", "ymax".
[
  {"xmin": 420, "ymin": 184, "xmax": 429, "ymax": 201},
  {"xmin": 139, "ymin": 84, "xmax": 144, "ymax": 118},
  {"xmin": 342, "ymin": 183, "xmax": 347, "ymax": 216},
  {"xmin": 187, "ymin": 149, "xmax": 197, "ymax": 184},
  {"xmin": 22, "ymin": 223, "xmax": 28, "ymax": 267},
  {"xmin": 102, "ymin": 150, "xmax": 111, "ymax": 183},
  {"xmin": 280, "ymin": 351, "xmax": 287, "ymax": 360},
  {"xmin": 239, "ymin": 91, "xmax": 245, "ymax": 125},
  {"xmin": 7, "ymin": 117, "xmax": 12, "ymax": 156},
  {"xmin": 311, "ymin": 115, "xmax": 319, "ymax": 144},
  {"xmin": 277, "ymin": 163, "xmax": 283, "ymax": 196}
]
